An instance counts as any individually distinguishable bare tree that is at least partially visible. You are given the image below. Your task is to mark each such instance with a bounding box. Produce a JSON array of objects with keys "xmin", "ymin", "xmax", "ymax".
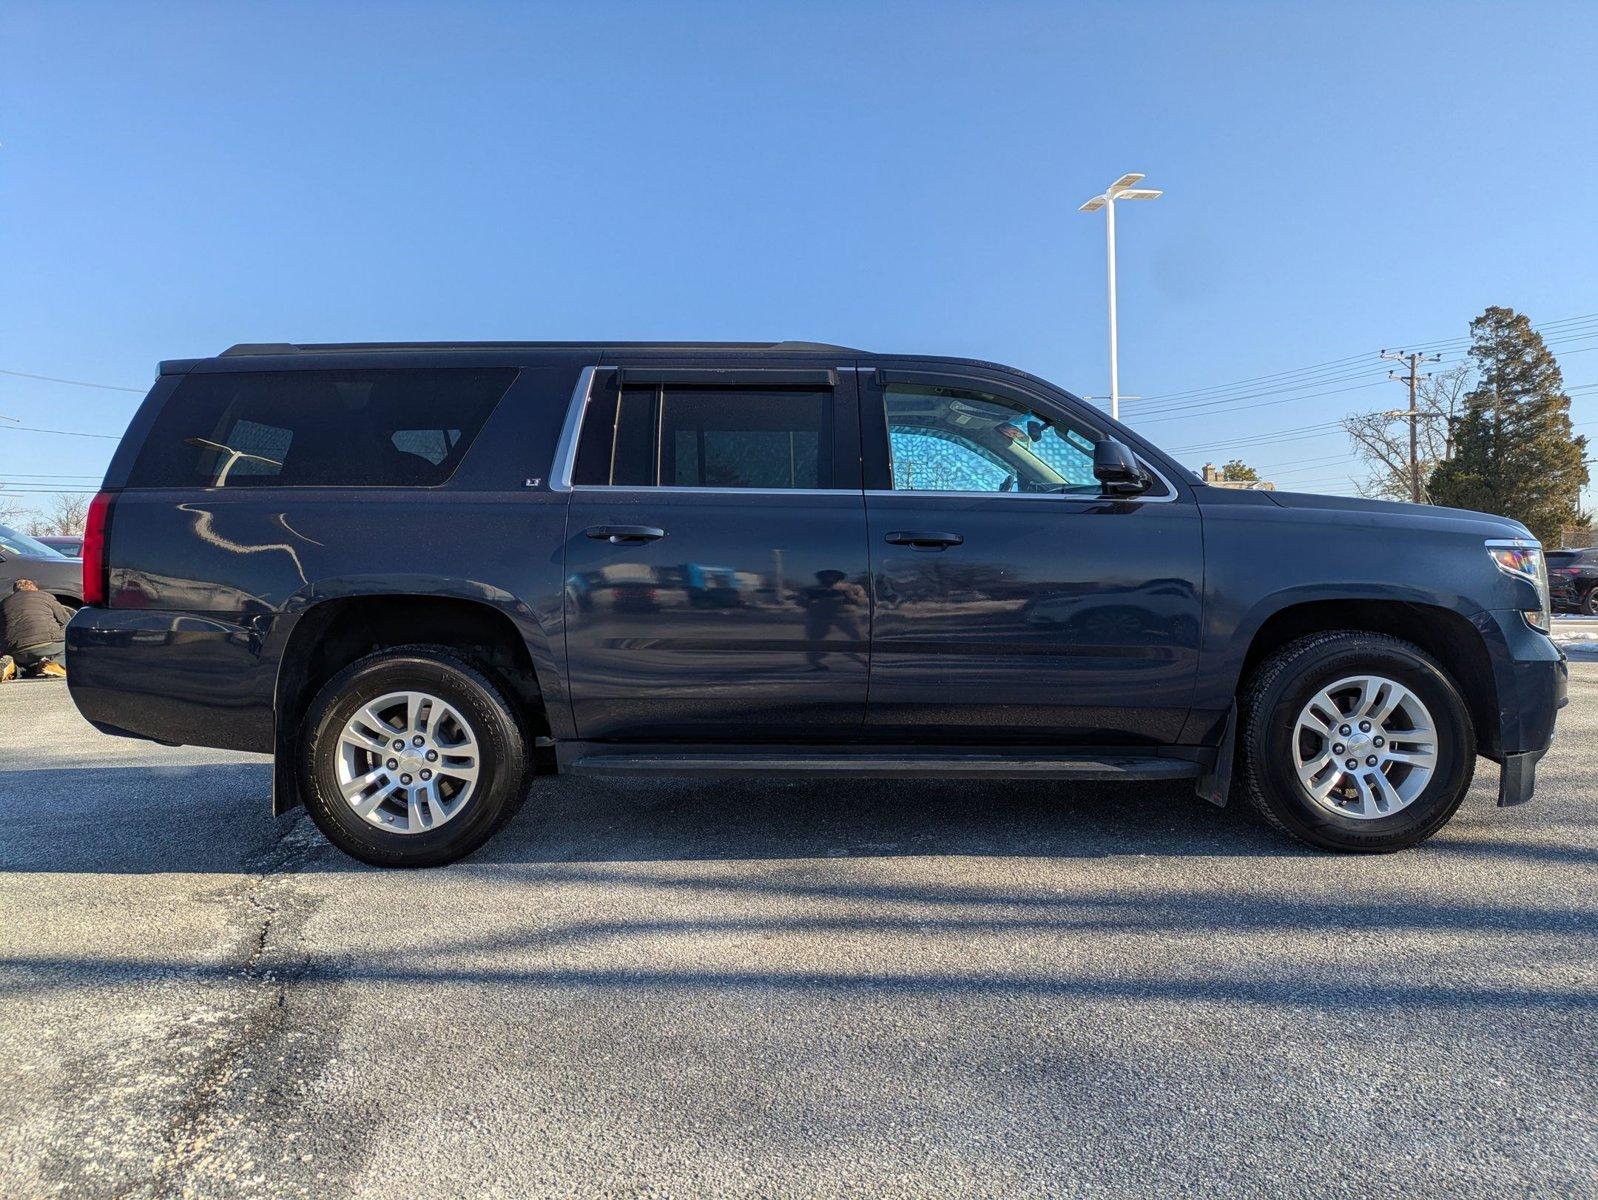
[
  {"xmin": 1342, "ymin": 364, "xmax": 1472, "ymax": 503},
  {"xmin": 26, "ymin": 492, "xmax": 91, "ymax": 537},
  {"xmin": 0, "ymin": 487, "xmax": 34, "ymax": 529}
]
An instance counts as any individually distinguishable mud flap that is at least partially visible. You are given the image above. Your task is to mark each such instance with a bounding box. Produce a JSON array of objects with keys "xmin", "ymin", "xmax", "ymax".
[
  {"xmin": 1196, "ymin": 705, "xmax": 1237, "ymax": 808},
  {"xmin": 271, "ymin": 720, "xmax": 302, "ymax": 815},
  {"xmin": 1497, "ymin": 749, "xmax": 1543, "ymax": 807}
]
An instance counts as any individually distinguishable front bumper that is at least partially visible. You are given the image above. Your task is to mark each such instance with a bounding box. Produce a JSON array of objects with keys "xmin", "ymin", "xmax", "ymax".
[{"xmin": 1473, "ymin": 609, "xmax": 1567, "ymax": 806}]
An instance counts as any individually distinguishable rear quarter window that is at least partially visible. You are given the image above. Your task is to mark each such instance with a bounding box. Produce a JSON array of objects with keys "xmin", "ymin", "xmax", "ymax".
[{"xmin": 127, "ymin": 368, "xmax": 517, "ymax": 488}]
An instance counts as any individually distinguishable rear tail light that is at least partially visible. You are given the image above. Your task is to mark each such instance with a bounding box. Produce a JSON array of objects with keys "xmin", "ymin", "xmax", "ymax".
[{"xmin": 82, "ymin": 490, "xmax": 114, "ymax": 606}]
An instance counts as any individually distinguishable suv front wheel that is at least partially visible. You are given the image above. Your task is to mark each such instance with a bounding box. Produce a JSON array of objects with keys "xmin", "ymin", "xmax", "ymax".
[
  {"xmin": 1239, "ymin": 631, "xmax": 1475, "ymax": 852},
  {"xmin": 300, "ymin": 645, "xmax": 529, "ymax": 866}
]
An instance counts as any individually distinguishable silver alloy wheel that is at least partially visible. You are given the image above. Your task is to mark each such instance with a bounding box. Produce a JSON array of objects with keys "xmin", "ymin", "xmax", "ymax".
[
  {"xmin": 1290, "ymin": 674, "xmax": 1438, "ymax": 820},
  {"xmin": 335, "ymin": 690, "xmax": 481, "ymax": 834}
]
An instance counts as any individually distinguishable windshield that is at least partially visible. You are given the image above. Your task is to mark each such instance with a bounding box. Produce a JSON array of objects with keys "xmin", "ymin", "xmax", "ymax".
[{"xmin": 0, "ymin": 524, "xmax": 65, "ymax": 559}]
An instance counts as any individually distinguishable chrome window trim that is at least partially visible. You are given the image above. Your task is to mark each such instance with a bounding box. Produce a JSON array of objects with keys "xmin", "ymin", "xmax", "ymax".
[
  {"xmin": 549, "ymin": 364, "xmax": 600, "ymax": 492},
  {"xmin": 864, "ymin": 473, "xmax": 1179, "ymax": 505},
  {"xmin": 570, "ymin": 485, "xmax": 855, "ymax": 497}
]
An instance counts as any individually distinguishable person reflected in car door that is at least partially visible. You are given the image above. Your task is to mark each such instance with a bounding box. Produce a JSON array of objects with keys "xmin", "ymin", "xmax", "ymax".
[{"xmin": 797, "ymin": 569, "xmax": 868, "ymax": 670}]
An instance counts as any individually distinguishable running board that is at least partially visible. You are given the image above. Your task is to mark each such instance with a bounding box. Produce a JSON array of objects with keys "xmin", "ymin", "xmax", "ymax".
[{"xmin": 566, "ymin": 751, "xmax": 1203, "ymax": 781}]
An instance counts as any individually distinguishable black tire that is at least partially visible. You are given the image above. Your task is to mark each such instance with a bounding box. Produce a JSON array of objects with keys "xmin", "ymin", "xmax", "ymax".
[
  {"xmin": 1239, "ymin": 631, "xmax": 1475, "ymax": 853},
  {"xmin": 1582, "ymin": 586, "xmax": 1598, "ymax": 617},
  {"xmin": 300, "ymin": 645, "xmax": 529, "ymax": 867}
]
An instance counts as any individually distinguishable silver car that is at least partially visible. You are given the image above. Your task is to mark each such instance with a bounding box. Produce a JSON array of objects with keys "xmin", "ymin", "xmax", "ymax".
[{"xmin": 0, "ymin": 523, "xmax": 83, "ymax": 607}]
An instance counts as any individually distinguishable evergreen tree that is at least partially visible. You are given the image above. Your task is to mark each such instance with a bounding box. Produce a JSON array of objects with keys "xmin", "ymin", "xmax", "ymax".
[{"xmin": 1428, "ymin": 306, "xmax": 1588, "ymax": 543}]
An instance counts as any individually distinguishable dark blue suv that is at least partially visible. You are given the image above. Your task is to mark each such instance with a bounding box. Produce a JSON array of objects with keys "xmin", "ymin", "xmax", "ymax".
[{"xmin": 66, "ymin": 342, "xmax": 1567, "ymax": 865}]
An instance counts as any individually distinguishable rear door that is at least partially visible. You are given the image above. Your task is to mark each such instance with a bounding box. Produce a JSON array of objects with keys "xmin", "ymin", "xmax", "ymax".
[
  {"xmin": 859, "ymin": 365, "xmax": 1203, "ymax": 744},
  {"xmin": 561, "ymin": 363, "xmax": 870, "ymax": 739}
]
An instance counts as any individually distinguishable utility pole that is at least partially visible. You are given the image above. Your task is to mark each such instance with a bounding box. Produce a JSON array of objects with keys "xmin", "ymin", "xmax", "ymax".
[{"xmin": 1381, "ymin": 349, "xmax": 1441, "ymax": 503}]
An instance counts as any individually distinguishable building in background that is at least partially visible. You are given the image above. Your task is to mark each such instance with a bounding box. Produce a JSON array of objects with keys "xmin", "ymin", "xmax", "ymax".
[{"xmin": 1200, "ymin": 463, "xmax": 1276, "ymax": 491}]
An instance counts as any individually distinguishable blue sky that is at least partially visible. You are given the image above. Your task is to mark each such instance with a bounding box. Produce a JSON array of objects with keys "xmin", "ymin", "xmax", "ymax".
[{"xmin": 2, "ymin": 1, "xmax": 1595, "ymax": 508}]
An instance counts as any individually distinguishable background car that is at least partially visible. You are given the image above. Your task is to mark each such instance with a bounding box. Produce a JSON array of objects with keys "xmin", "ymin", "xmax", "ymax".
[
  {"xmin": 0, "ymin": 523, "xmax": 83, "ymax": 608},
  {"xmin": 37, "ymin": 535, "xmax": 83, "ymax": 557},
  {"xmin": 1548, "ymin": 547, "xmax": 1598, "ymax": 614}
]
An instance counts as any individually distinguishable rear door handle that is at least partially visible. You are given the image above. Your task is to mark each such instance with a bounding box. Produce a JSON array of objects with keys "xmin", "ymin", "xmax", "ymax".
[
  {"xmin": 584, "ymin": 525, "xmax": 666, "ymax": 544},
  {"xmin": 885, "ymin": 530, "xmax": 964, "ymax": 549}
]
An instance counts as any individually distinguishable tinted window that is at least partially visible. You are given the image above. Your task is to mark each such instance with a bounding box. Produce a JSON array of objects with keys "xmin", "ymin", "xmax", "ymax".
[
  {"xmin": 128, "ymin": 368, "xmax": 517, "ymax": 488},
  {"xmin": 884, "ymin": 383, "xmax": 1100, "ymax": 494},
  {"xmin": 573, "ymin": 385, "xmax": 836, "ymax": 489}
]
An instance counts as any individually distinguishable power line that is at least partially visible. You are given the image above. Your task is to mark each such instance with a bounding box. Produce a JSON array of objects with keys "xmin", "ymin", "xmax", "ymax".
[
  {"xmin": 1134, "ymin": 327, "xmax": 1597, "ymax": 422},
  {"xmin": 1166, "ymin": 419, "xmax": 1346, "ymax": 454},
  {"xmin": 0, "ymin": 368, "xmax": 144, "ymax": 393},
  {"xmin": 0, "ymin": 424, "xmax": 119, "ymax": 440},
  {"xmin": 1135, "ymin": 376, "xmax": 1395, "ymax": 424},
  {"xmin": 0, "ymin": 472, "xmax": 102, "ymax": 479},
  {"xmin": 1133, "ymin": 312, "xmax": 1598, "ymax": 412}
]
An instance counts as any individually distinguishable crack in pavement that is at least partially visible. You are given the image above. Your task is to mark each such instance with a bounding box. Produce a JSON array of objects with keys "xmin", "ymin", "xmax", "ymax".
[
  {"xmin": 134, "ymin": 816, "xmax": 323, "ymax": 1200},
  {"xmin": 16, "ymin": 810, "xmax": 354, "ymax": 1200}
]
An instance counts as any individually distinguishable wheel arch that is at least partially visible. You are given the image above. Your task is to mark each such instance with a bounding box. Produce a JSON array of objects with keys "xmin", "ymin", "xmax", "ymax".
[
  {"xmin": 271, "ymin": 592, "xmax": 556, "ymax": 813},
  {"xmin": 1239, "ymin": 598, "xmax": 1500, "ymax": 760}
]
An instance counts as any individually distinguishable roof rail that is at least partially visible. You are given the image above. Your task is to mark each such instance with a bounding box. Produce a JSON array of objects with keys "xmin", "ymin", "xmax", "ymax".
[{"xmin": 219, "ymin": 339, "xmax": 866, "ymax": 357}]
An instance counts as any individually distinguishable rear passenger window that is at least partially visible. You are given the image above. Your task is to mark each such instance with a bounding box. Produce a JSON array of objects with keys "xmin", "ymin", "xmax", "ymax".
[
  {"xmin": 128, "ymin": 369, "xmax": 517, "ymax": 488},
  {"xmin": 573, "ymin": 385, "xmax": 837, "ymax": 489}
]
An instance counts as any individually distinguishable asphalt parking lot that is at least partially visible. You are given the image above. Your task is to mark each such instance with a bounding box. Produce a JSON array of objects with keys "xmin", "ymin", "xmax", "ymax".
[{"xmin": 2, "ymin": 654, "xmax": 1595, "ymax": 1198}]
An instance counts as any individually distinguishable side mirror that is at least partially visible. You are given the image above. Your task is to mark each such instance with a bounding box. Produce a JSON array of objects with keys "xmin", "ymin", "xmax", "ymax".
[{"xmin": 1093, "ymin": 438, "xmax": 1151, "ymax": 496}]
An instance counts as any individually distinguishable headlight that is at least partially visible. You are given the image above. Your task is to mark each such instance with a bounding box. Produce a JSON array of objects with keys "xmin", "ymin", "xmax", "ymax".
[{"xmin": 1486, "ymin": 538, "xmax": 1550, "ymax": 633}]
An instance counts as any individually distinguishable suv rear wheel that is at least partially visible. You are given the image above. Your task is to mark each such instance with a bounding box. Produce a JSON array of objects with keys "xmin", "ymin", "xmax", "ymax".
[
  {"xmin": 1239, "ymin": 631, "xmax": 1475, "ymax": 852},
  {"xmin": 301, "ymin": 645, "xmax": 529, "ymax": 866}
]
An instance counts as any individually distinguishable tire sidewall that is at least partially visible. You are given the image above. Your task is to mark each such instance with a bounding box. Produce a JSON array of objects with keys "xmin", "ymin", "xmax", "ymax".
[
  {"xmin": 1252, "ymin": 640, "xmax": 1474, "ymax": 850},
  {"xmin": 303, "ymin": 652, "xmax": 522, "ymax": 866}
]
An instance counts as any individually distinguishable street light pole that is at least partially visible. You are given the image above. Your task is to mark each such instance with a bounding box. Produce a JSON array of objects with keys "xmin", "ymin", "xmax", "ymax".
[
  {"xmin": 1080, "ymin": 173, "xmax": 1163, "ymax": 423},
  {"xmin": 1105, "ymin": 195, "xmax": 1119, "ymax": 422}
]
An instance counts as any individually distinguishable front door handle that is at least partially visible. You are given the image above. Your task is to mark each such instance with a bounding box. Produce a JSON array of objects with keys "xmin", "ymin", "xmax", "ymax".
[
  {"xmin": 584, "ymin": 525, "xmax": 666, "ymax": 544},
  {"xmin": 885, "ymin": 530, "xmax": 964, "ymax": 549}
]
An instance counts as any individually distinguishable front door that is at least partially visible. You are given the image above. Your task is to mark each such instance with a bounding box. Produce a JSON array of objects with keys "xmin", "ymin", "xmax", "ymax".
[
  {"xmin": 860, "ymin": 366, "xmax": 1203, "ymax": 744},
  {"xmin": 562, "ymin": 364, "xmax": 870, "ymax": 739}
]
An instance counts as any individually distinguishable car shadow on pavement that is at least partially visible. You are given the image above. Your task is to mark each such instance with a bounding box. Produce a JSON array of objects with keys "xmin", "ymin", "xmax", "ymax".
[
  {"xmin": 0, "ymin": 761, "xmax": 1323, "ymax": 874},
  {"xmin": 5, "ymin": 757, "xmax": 1583, "ymax": 875},
  {"xmin": 6, "ymin": 765, "xmax": 1595, "ymax": 1018},
  {"xmin": 483, "ymin": 773, "xmax": 1310, "ymax": 865}
]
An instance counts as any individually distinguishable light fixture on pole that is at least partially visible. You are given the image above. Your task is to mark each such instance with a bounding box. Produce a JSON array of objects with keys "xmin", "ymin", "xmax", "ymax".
[{"xmin": 1079, "ymin": 173, "xmax": 1163, "ymax": 422}]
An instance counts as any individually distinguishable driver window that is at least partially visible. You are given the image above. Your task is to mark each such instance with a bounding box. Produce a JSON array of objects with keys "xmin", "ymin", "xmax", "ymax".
[{"xmin": 884, "ymin": 383, "xmax": 1100, "ymax": 494}]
